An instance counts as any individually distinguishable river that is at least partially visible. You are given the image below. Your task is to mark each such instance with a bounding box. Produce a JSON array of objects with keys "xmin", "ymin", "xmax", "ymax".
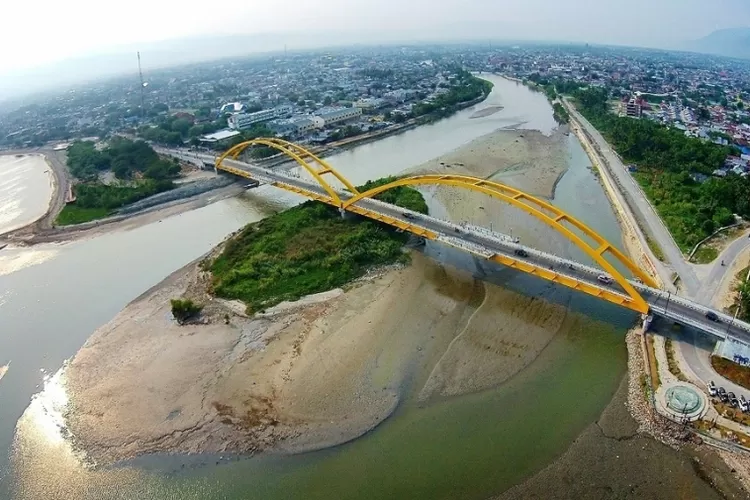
[
  {"xmin": 0, "ymin": 76, "xmax": 631, "ymax": 499},
  {"xmin": 0, "ymin": 154, "xmax": 54, "ymax": 235}
]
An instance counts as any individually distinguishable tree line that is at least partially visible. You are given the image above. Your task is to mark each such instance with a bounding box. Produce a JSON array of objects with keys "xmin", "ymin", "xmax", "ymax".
[
  {"xmin": 67, "ymin": 138, "xmax": 181, "ymax": 181},
  {"xmin": 572, "ymin": 86, "xmax": 747, "ymax": 250}
]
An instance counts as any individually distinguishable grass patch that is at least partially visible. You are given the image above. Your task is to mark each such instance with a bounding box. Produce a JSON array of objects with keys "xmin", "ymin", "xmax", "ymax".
[
  {"xmin": 711, "ymin": 355, "xmax": 750, "ymax": 390},
  {"xmin": 645, "ymin": 235, "xmax": 665, "ymax": 262},
  {"xmin": 727, "ymin": 265, "xmax": 750, "ymax": 318},
  {"xmin": 646, "ymin": 334, "xmax": 661, "ymax": 389},
  {"xmin": 210, "ymin": 176, "xmax": 427, "ymax": 314},
  {"xmin": 692, "ymin": 246, "xmax": 719, "ymax": 264},
  {"xmin": 665, "ymin": 338, "xmax": 687, "ymax": 382},
  {"xmin": 55, "ymin": 206, "xmax": 111, "ymax": 226}
]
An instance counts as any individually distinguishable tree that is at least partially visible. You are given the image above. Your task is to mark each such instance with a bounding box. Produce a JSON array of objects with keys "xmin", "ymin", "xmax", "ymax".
[
  {"xmin": 170, "ymin": 298, "xmax": 203, "ymax": 324},
  {"xmin": 171, "ymin": 118, "xmax": 193, "ymax": 137},
  {"xmin": 323, "ymin": 96, "xmax": 333, "ymax": 106}
]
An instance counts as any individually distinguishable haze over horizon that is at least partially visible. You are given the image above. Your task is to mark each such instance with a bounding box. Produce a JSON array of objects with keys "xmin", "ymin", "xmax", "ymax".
[{"xmin": 2, "ymin": 0, "xmax": 749, "ymax": 99}]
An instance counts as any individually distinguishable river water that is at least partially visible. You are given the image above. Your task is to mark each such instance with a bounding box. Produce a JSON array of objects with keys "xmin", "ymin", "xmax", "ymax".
[
  {"xmin": 0, "ymin": 76, "xmax": 632, "ymax": 499},
  {"xmin": 0, "ymin": 154, "xmax": 54, "ymax": 235}
]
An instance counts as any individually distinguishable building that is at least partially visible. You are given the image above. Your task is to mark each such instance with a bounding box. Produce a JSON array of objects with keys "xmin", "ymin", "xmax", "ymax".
[
  {"xmin": 315, "ymin": 107, "xmax": 362, "ymax": 126},
  {"xmin": 269, "ymin": 116, "xmax": 323, "ymax": 136},
  {"xmin": 228, "ymin": 106, "xmax": 294, "ymax": 130},
  {"xmin": 354, "ymin": 98, "xmax": 383, "ymax": 110},
  {"xmin": 198, "ymin": 129, "xmax": 241, "ymax": 145},
  {"xmin": 220, "ymin": 102, "xmax": 245, "ymax": 114},
  {"xmin": 624, "ymin": 97, "xmax": 642, "ymax": 118}
]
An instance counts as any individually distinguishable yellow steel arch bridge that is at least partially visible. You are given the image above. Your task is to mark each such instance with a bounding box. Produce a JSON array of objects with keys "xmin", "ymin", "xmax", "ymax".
[{"xmin": 216, "ymin": 138, "xmax": 657, "ymax": 313}]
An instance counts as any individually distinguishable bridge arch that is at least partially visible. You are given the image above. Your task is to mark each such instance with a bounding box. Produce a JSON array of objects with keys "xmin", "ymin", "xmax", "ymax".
[
  {"xmin": 342, "ymin": 174, "xmax": 656, "ymax": 313},
  {"xmin": 215, "ymin": 138, "xmax": 359, "ymax": 205},
  {"xmin": 216, "ymin": 139, "xmax": 655, "ymax": 313}
]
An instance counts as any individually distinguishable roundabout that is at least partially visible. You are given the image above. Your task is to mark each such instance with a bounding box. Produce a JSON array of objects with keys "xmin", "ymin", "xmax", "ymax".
[{"xmin": 656, "ymin": 382, "xmax": 709, "ymax": 422}]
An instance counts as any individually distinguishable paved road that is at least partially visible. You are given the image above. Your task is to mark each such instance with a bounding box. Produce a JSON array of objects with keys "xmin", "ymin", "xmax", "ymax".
[
  {"xmin": 565, "ymin": 101, "xmax": 700, "ymax": 295},
  {"xmin": 697, "ymin": 229, "xmax": 750, "ymax": 305}
]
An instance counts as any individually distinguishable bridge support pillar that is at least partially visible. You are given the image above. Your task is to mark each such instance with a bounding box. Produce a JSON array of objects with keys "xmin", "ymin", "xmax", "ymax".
[{"xmin": 339, "ymin": 207, "xmax": 354, "ymax": 220}]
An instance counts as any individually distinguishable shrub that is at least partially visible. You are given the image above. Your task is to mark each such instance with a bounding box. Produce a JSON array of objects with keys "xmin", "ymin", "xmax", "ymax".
[{"xmin": 170, "ymin": 298, "xmax": 203, "ymax": 324}]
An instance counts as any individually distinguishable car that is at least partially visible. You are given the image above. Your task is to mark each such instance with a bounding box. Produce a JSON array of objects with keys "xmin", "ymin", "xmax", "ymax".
[
  {"xmin": 719, "ymin": 386, "xmax": 727, "ymax": 396},
  {"xmin": 597, "ymin": 275, "xmax": 614, "ymax": 285},
  {"xmin": 721, "ymin": 392, "xmax": 730, "ymax": 403},
  {"xmin": 705, "ymin": 311, "xmax": 720, "ymax": 322},
  {"xmin": 708, "ymin": 381, "xmax": 718, "ymax": 396},
  {"xmin": 741, "ymin": 395, "xmax": 749, "ymax": 412},
  {"xmin": 514, "ymin": 249, "xmax": 529, "ymax": 258},
  {"xmin": 402, "ymin": 212, "xmax": 416, "ymax": 220},
  {"xmin": 729, "ymin": 392, "xmax": 739, "ymax": 407}
]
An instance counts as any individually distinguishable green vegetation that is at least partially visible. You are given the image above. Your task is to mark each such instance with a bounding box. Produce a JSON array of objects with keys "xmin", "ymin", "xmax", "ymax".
[
  {"xmin": 692, "ymin": 246, "xmax": 719, "ymax": 264},
  {"xmin": 664, "ymin": 338, "xmax": 687, "ymax": 382},
  {"xmin": 573, "ymin": 86, "xmax": 745, "ymax": 250},
  {"xmin": 552, "ymin": 103, "xmax": 569, "ymax": 124},
  {"xmin": 711, "ymin": 355, "xmax": 750, "ymax": 390},
  {"xmin": 646, "ymin": 334, "xmax": 661, "ymax": 389},
  {"xmin": 526, "ymin": 74, "xmax": 586, "ymax": 100},
  {"xmin": 170, "ymin": 298, "xmax": 203, "ymax": 324},
  {"xmin": 209, "ymin": 176, "xmax": 427, "ymax": 314},
  {"xmin": 731, "ymin": 266, "xmax": 750, "ymax": 322},
  {"xmin": 56, "ymin": 181, "xmax": 174, "ymax": 225},
  {"xmin": 645, "ymin": 235, "xmax": 665, "ymax": 262},
  {"xmin": 54, "ymin": 206, "xmax": 111, "ymax": 225},
  {"xmin": 412, "ymin": 70, "xmax": 493, "ymax": 120},
  {"xmin": 60, "ymin": 138, "xmax": 178, "ymax": 226},
  {"xmin": 67, "ymin": 138, "xmax": 181, "ymax": 181}
]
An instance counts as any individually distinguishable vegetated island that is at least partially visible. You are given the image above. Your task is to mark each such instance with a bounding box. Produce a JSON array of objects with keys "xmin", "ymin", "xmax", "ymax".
[
  {"xmin": 57, "ymin": 139, "xmax": 180, "ymax": 225},
  {"xmin": 64, "ymin": 176, "xmax": 431, "ymax": 463},
  {"xmin": 209, "ymin": 176, "xmax": 428, "ymax": 314}
]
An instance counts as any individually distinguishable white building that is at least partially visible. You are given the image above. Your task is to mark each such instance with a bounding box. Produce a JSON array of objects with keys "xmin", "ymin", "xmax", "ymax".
[
  {"xmin": 354, "ymin": 98, "xmax": 383, "ymax": 110},
  {"xmin": 315, "ymin": 107, "xmax": 362, "ymax": 127},
  {"xmin": 228, "ymin": 106, "xmax": 295, "ymax": 130},
  {"xmin": 199, "ymin": 129, "xmax": 241, "ymax": 145}
]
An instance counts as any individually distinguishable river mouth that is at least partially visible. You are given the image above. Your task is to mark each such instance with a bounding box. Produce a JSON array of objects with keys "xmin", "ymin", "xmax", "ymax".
[{"xmin": 2, "ymin": 76, "xmax": 636, "ymax": 500}]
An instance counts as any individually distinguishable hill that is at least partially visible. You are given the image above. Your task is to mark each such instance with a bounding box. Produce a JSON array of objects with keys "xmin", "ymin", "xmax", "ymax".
[{"xmin": 689, "ymin": 27, "xmax": 750, "ymax": 59}]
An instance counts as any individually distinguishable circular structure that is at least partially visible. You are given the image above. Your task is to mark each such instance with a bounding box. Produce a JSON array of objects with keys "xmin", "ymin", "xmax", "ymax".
[
  {"xmin": 657, "ymin": 382, "xmax": 708, "ymax": 421},
  {"xmin": 665, "ymin": 385, "xmax": 703, "ymax": 414}
]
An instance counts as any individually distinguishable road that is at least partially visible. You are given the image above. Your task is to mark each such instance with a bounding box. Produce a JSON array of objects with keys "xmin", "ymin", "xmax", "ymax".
[
  {"xmin": 697, "ymin": 229, "xmax": 750, "ymax": 305},
  {"xmin": 565, "ymin": 100, "xmax": 700, "ymax": 295}
]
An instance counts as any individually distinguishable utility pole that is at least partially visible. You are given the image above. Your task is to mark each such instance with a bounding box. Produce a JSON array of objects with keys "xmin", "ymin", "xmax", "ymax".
[{"xmin": 137, "ymin": 51, "xmax": 146, "ymax": 119}]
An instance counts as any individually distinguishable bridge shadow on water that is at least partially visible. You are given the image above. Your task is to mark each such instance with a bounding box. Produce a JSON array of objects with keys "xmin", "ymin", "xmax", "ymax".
[{"xmin": 421, "ymin": 239, "xmax": 639, "ymax": 332}]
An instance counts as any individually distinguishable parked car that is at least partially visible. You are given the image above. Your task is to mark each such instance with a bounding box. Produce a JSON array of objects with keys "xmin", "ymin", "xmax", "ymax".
[
  {"xmin": 705, "ymin": 311, "xmax": 720, "ymax": 322},
  {"xmin": 729, "ymin": 392, "xmax": 740, "ymax": 407},
  {"xmin": 740, "ymin": 395, "xmax": 749, "ymax": 412},
  {"xmin": 708, "ymin": 381, "xmax": 718, "ymax": 396},
  {"xmin": 514, "ymin": 249, "xmax": 529, "ymax": 258},
  {"xmin": 597, "ymin": 275, "xmax": 614, "ymax": 285}
]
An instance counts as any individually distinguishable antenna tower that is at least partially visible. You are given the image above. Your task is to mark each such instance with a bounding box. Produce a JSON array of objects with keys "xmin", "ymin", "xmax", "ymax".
[{"xmin": 137, "ymin": 51, "xmax": 145, "ymax": 118}]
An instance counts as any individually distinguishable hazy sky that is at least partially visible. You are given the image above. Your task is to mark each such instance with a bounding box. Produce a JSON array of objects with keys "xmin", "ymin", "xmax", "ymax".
[{"xmin": 2, "ymin": 0, "xmax": 749, "ymax": 74}]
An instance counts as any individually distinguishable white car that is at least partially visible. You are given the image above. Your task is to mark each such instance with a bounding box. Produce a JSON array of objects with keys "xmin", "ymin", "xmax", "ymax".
[{"xmin": 597, "ymin": 275, "xmax": 614, "ymax": 285}]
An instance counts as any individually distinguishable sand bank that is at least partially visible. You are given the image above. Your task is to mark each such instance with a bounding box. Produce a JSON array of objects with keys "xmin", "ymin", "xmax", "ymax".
[{"xmin": 64, "ymin": 124, "xmax": 577, "ymax": 464}]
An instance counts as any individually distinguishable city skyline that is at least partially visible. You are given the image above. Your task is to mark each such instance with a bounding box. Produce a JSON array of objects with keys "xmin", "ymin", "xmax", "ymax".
[{"xmin": 2, "ymin": 0, "xmax": 749, "ymax": 78}]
